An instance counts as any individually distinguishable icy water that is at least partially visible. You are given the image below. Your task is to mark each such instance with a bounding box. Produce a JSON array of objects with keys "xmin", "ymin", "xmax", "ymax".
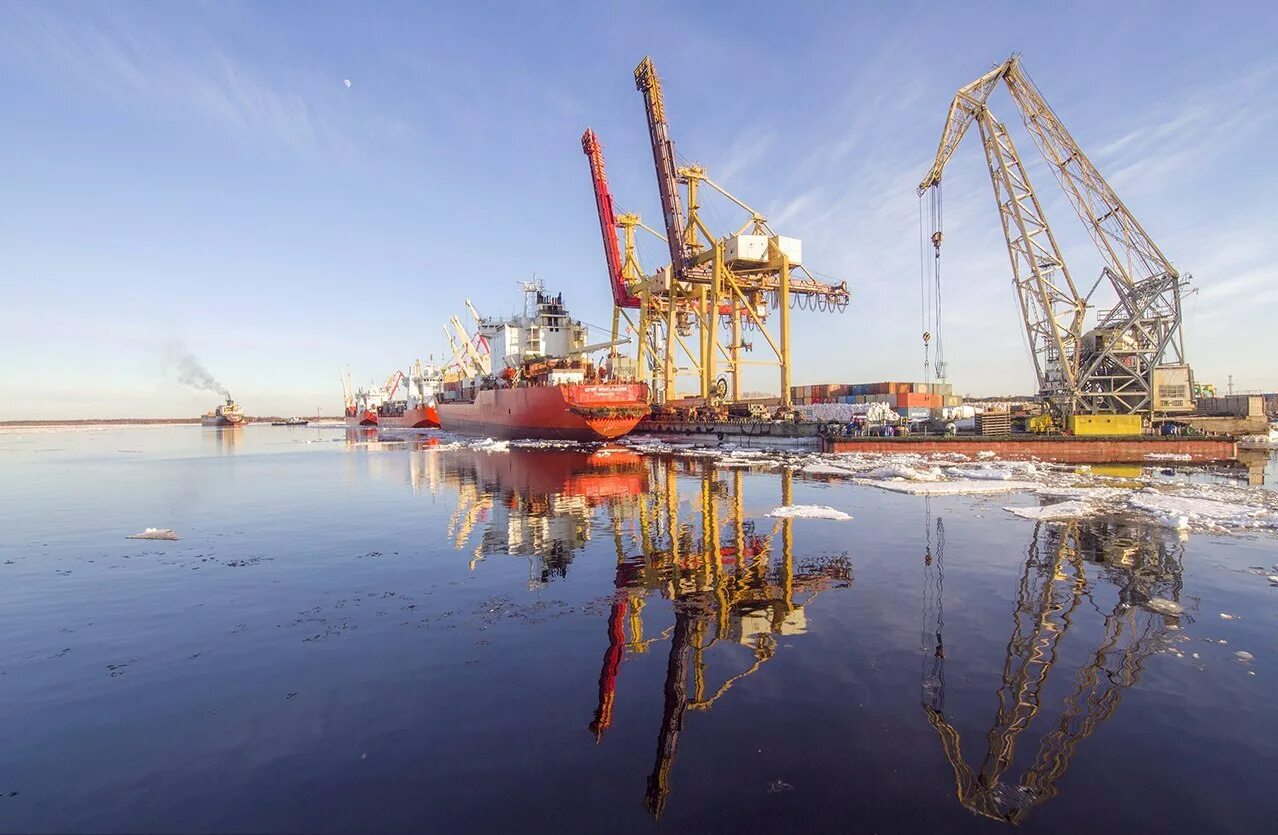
[{"xmin": 1, "ymin": 425, "xmax": 1276, "ymax": 833}]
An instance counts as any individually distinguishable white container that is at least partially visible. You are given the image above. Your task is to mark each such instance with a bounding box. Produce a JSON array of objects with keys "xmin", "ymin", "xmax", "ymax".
[
  {"xmin": 771, "ymin": 235, "xmax": 802, "ymax": 266},
  {"xmin": 724, "ymin": 234, "xmax": 769, "ymax": 264}
]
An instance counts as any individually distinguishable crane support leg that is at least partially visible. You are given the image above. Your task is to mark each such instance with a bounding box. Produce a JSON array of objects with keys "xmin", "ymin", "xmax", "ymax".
[{"xmin": 779, "ymin": 254, "xmax": 792, "ymax": 408}]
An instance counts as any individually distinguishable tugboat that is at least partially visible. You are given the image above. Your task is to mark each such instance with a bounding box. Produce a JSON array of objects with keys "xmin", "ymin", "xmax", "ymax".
[
  {"xmin": 202, "ymin": 396, "xmax": 246, "ymax": 427},
  {"xmin": 271, "ymin": 417, "xmax": 309, "ymax": 426},
  {"xmin": 436, "ymin": 283, "xmax": 649, "ymax": 441}
]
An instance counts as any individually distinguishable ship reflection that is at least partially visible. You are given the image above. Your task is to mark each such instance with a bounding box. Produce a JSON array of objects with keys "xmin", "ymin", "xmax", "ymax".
[
  {"xmin": 590, "ymin": 462, "xmax": 852, "ymax": 818},
  {"xmin": 205, "ymin": 425, "xmax": 242, "ymax": 454},
  {"xmin": 444, "ymin": 448, "xmax": 648, "ymax": 584},
  {"xmin": 920, "ymin": 507, "xmax": 1188, "ymax": 825},
  {"xmin": 434, "ymin": 448, "xmax": 853, "ymax": 817}
]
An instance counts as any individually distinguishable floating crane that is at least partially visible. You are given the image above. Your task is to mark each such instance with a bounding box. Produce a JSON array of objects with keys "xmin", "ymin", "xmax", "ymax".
[{"xmin": 918, "ymin": 55, "xmax": 1194, "ymax": 418}]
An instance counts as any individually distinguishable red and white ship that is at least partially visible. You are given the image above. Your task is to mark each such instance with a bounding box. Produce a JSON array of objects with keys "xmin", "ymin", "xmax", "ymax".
[
  {"xmin": 342, "ymin": 359, "xmax": 442, "ymax": 429},
  {"xmin": 437, "ymin": 283, "xmax": 649, "ymax": 442}
]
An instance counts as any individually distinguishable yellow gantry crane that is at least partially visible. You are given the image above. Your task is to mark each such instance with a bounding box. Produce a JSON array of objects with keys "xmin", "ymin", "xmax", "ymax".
[
  {"xmin": 918, "ymin": 55, "xmax": 1194, "ymax": 419},
  {"xmin": 582, "ymin": 58, "xmax": 850, "ymax": 410}
]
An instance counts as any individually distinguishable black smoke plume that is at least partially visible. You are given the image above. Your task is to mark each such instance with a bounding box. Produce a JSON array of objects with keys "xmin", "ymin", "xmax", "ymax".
[{"xmin": 165, "ymin": 341, "xmax": 229, "ymax": 396}]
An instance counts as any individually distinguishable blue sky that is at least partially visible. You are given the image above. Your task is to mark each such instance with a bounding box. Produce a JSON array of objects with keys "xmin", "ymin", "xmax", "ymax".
[{"xmin": 1, "ymin": 1, "xmax": 1274, "ymax": 418}]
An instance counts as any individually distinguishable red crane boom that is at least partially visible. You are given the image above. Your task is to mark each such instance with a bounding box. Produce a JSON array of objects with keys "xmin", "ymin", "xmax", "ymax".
[{"xmin": 581, "ymin": 129, "xmax": 639, "ymax": 309}]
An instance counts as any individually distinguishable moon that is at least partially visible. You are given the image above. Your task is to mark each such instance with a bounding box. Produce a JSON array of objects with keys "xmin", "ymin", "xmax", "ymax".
[{"xmin": 343, "ymin": 79, "xmax": 352, "ymax": 88}]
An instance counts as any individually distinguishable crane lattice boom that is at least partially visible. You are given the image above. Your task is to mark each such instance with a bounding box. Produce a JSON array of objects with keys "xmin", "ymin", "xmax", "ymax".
[{"xmin": 918, "ymin": 55, "xmax": 1192, "ymax": 417}]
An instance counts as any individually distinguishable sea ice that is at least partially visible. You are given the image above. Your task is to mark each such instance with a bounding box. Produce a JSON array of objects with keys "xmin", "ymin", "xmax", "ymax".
[
  {"xmin": 468, "ymin": 439, "xmax": 511, "ymax": 453},
  {"xmin": 1142, "ymin": 597, "xmax": 1184, "ymax": 616},
  {"xmin": 765, "ymin": 505, "xmax": 852, "ymax": 521},
  {"xmin": 863, "ymin": 463, "xmax": 943, "ymax": 482},
  {"xmin": 1127, "ymin": 490, "xmax": 1278, "ymax": 531},
  {"xmin": 858, "ymin": 479, "xmax": 1040, "ymax": 496},
  {"xmin": 1004, "ymin": 500, "xmax": 1096, "ymax": 521},
  {"xmin": 127, "ymin": 528, "xmax": 179, "ymax": 541}
]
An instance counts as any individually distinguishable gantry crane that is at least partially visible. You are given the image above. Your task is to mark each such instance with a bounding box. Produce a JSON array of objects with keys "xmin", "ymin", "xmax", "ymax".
[
  {"xmin": 582, "ymin": 58, "xmax": 850, "ymax": 409},
  {"xmin": 918, "ymin": 55, "xmax": 1194, "ymax": 419}
]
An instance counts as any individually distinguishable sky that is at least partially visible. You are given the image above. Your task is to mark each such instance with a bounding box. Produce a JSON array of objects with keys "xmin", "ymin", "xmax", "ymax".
[{"xmin": 1, "ymin": 0, "xmax": 1275, "ymax": 419}]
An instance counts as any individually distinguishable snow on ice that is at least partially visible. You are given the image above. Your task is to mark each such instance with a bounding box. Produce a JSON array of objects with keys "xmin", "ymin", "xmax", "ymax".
[{"xmin": 766, "ymin": 505, "xmax": 852, "ymax": 521}]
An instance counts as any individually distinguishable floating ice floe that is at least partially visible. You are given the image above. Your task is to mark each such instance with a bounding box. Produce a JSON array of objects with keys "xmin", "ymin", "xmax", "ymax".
[
  {"xmin": 1004, "ymin": 500, "xmax": 1097, "ymax": 521},
  {"xmin": 1037, "ymin": 486, "xmax": 1134, "ymax": 501},
  {"xmin": 127, "ymin": 528, "xmax": 179, "ymax": 541},
  {"xmin": 858, "ymin": 479, "xmax": 1041, "ymax": 496},
  {"xmin": 765, "ymin": 505, "xmax": 852, "ymax": 521},
  {"xmin": 1141, "ymin": 597, "xmax": 1184, "ymax": 616},
  {"xmin": 509, "ymin": 439, "xmax": 584, "ymax": 450},
  {"xmin": 802, "ymin": 462, "xmax": 860, "ymax": 477},
  {"xmin": 1127, "ymin": 490, "xmax": 1278, "ymax": 531},
  {"xmin": 467, "ymin": 438, "xmax": 511, "ymax": 453},
  {"xmin": 864, "ymin": 463, "xmax": 943, "ymax": 482}
]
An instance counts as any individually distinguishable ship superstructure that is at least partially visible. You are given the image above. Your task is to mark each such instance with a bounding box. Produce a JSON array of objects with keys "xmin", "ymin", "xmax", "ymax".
[
  {"xmin": 438, "ymin": 283, "xmax": 649, "ymax": 441},
  {"xmin": 201, "ymin": 396, "xmax": 245, "ymax": 427}
]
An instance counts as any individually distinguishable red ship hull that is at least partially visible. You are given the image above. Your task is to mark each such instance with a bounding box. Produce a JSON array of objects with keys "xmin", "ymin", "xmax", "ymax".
[
  {"xmin": 344, "ymin": 404, "xmax": 440, "ymax": 429},
  {"xmin": 437, "ymin": 383, "xmax": 649, "ymax": 441}
]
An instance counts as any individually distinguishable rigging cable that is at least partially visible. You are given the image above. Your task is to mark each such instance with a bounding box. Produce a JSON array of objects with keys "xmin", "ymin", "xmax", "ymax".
[
  {"xmin": 932, "ymin": 183, "xmax": 946, "ymax": 382},
  {"xmin": 918, "ymin": 192, "xmax": 931, "ymax": 384}
]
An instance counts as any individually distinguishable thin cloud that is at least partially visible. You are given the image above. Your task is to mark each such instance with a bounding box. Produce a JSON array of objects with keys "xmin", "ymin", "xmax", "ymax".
[{"xmin": 2, "ymin": 6, "xmax": 363, "ymax": 159}]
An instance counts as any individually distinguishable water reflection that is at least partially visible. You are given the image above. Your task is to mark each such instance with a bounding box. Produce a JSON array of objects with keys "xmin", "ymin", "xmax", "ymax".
[
  {"xmin": 432, "ymin": 449, "xmax": 853, "ymax": 816},
  {"xmin": 921, "ymin": 508, "xmax": 1187, "ymax": 824},
  {"xmin": 375, "ymin": 444, "xmax": 1201, "ymax": 823},
  {"xmin": 595, "ymin": 463, "xmax": 853, "ymax": 816},
  {"xmin": 204, "ymin": 425, "xmax": 242, "ymax": 454},
  {"xmin": 445, "ymin": 449, "xmax": 648, "ymax": 582}
]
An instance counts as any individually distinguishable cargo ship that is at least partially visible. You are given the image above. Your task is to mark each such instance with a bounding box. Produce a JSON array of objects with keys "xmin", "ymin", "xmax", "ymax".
[
  {"xmin": 436, "ymin": 283, "xmax": 649, "ymax": 441},
  {"xmin": 342, "ymin": 359, "xmax": 442, "ymax": 429},
  {"xmin": 201, "ymin": 396, "xmax": 245, "ymax": 427}
]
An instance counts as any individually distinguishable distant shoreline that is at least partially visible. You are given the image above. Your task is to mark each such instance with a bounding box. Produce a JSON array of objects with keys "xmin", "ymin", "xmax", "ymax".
[{"xmin": 1, "ymin": 417, "xmax": 344, "ymax": 427}]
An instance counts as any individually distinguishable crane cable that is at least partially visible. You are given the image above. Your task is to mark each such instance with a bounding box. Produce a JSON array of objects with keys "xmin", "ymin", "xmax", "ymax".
[
  {"xmin": 918, "ymin": 193, "xmax": 930, "ymax": 383},
  {"xmin": 931, "ymin": 183, "xmax": 946, "ymax": 383}
]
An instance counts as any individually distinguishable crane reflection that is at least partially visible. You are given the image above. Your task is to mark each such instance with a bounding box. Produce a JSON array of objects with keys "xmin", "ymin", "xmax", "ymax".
[
  {"xmin": 430, "ymin": 446, "xmax": 853, "ymax": 817},
  {"xmin": 590, "ymin": 460, "xmax": 852, "ymax": 817},
  {"xmin": 920, "ymin": 505, "xmax": 1189, "ymax": 824}
]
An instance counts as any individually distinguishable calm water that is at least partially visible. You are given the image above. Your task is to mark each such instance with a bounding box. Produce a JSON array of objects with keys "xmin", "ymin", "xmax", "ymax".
[{"xmin": 1, "ymin": 425, "xmax": 1276, "ymax": 833}]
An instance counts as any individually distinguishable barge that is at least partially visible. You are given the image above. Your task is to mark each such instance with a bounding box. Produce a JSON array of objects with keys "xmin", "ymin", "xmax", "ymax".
[{"xmin": 820, "ymin": 434, "xmax": 1238, "ymax": 464}]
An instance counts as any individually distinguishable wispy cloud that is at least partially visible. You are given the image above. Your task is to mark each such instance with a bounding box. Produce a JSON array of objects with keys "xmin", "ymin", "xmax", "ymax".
[
  {"xmin": 711, "ymin": 130, "xmax": 778, "ymax": 184},
  {"xmin": 1095, "ymin": 60, "xmax": 1278, "ymax": 194},
  {"xmin": 1, "ymin": 6, "xmax": 376, "ymax": 159}
]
